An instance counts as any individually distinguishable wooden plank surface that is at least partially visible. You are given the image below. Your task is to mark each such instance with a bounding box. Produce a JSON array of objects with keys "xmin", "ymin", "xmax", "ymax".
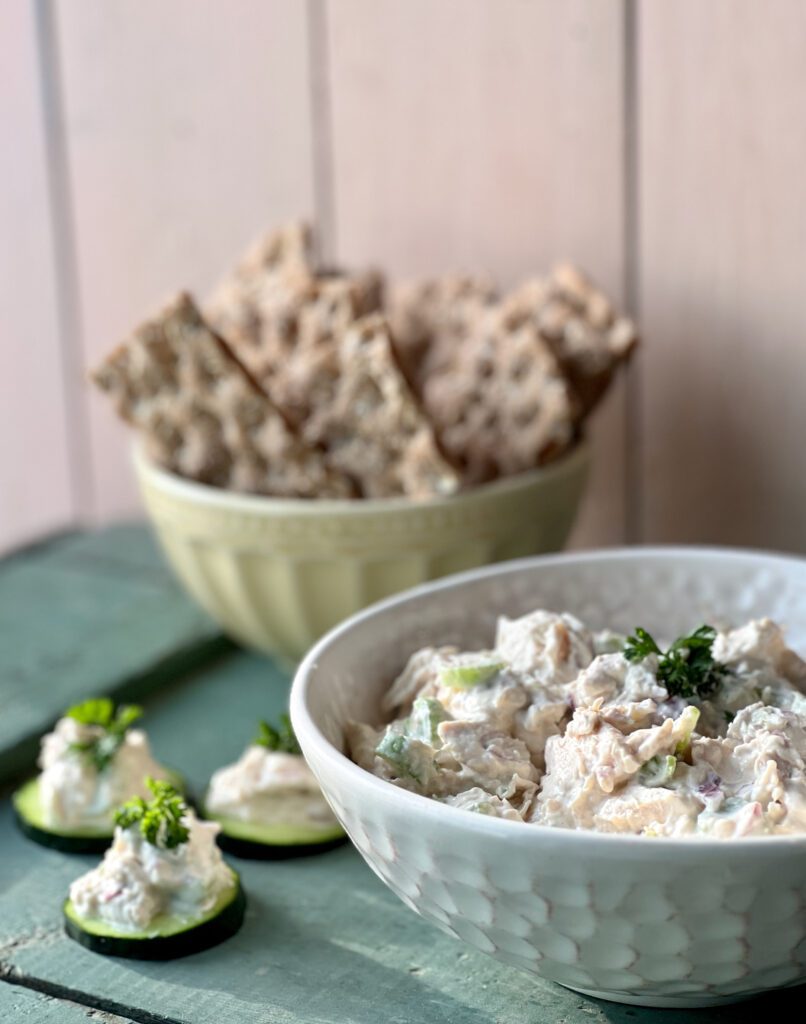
[
  {"xmin": 4, "ymin": 645, "xmax": 804, "ymax": 1024},
  {"xmin": 55, "ymin": 0, "xmax": 317, "ymax": 522},
  {"xmin": 1, "ymin": 526, "xmax": 805, "ymax": 1021},
  {"xmin": 325, "ymin": 0, "xmax": 630, "ymax": 549},
  {"xmin": 0, "ymin": 1, "xmax": 76, "ymax": 555},
  {"xmin": 0, "ymin": 525, "xmax": 226, "ymax": 781},
  {"xmin": 637, "ymin": 0, "xmax": 806, "ymax": 549},
  {"xmin": 0, "ymin": 982, "xmax": 130, "ymax": 1024}
]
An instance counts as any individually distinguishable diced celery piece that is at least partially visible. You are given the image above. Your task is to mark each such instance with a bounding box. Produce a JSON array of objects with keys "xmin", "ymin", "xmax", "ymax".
[
  {"xmin": 375, "ymin": 728, "xmax": 435, "ymax": 784},
  {"xmin": 472, "ymin": 802, "xmax": 495, "ymax": 816},
  {"xmin": 407, "ymin": 698, "xmax": 448, "ymax": 745},
  {"xmin": 438, "ymin": 654, "xmax": 505, "ymax": 690},
  {"xmin": 375, "ymin": 730, "xmax": 411, "ymax": 774},
  {"xmin": 639, "ymin": 754, "xmax": 677, "ymax": 788},
  {"xmin": 594, "ymin": 631, "xmax": 627, "ymax": 655},
  {"xmin": 675, "ymin": 705, "xmax": 700, "ymax": 756}
]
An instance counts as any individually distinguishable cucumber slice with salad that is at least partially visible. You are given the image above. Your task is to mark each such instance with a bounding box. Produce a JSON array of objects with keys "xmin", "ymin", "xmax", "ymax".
[
  {"xmin": 64, "ymin": 780, "xmax": 245, "ymax": 960},
  {"xmin": 204, "ymin": 807, "xmax": 346, "ymax": 860},
  {"xmin": 203, "ymin": 714, "xmax": 347, "ymax": 859},
  {"xmin": 13, "ymin": 697, "xmax": 186, "ymax": 853},
  {"xmin": 63, "ymin": 870, "xmax": 245, "ymax": 961},
  {"xmin": 13, "ymin": 769, "xmax": 187, "ymax": 853},
  {"xmin": 13, "ymin": 777, "xmax": 112, "ymax": 854}
]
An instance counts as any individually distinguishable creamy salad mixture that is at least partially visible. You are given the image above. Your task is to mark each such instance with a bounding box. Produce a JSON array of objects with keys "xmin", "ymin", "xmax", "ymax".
[
  {"xmin": 206, "ymin": 746, "xmax": 339, "ymax": 833},
  {"xmin": 348, "ymin": 611, "xmax": 806, "ymax": 838},
  {"xmin": 39, "ymin": 715, "xmax": 169, "ymax": 830},
  {"xmin": 70, "ymin": 811, "xmax": 232, "ymax": 931}
]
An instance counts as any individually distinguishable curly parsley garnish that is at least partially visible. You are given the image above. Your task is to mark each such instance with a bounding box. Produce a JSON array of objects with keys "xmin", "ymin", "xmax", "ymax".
[
  {"xmin": 254, "ymin": 713, "xmax": 301, "ymax": 754},
  {"xmin": 66, "ymin": 697, "xmax": 143, "ymax": 772},
  {"xmin": 114, "ymin": 777, "xmax": 189, "ymax": 849},
  {"xmin": 624, "ymin": 625, "xmax": 729, "ymax": 700}
]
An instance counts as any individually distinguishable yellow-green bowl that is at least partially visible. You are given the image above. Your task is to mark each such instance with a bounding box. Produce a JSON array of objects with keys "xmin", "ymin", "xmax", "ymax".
[{"xmin": 134, "ymin": 441, "xmax": 590, "ymax": 663}]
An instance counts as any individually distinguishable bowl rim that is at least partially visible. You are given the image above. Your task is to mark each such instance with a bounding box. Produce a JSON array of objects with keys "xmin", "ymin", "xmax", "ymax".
[
  {"xmin": 291, "ymin": 544, "xmax": 806, "ymax": 853},
  {"xmin": 132, "ymin": 437, "xmax": 590, "ymax": 516}
]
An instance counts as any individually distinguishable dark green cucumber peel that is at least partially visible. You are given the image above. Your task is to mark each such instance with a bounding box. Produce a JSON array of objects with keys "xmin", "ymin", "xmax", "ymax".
[
  {"xmin": 13, "ymin": 770, "xmax": 188, "ymax": 854},
  {"xmin": 13, "ymin": 778, "xmax": 111, "ymax": 854},
  {"xmin": 14, "ymin": 815, "xmax": 110, "ymax": 855},
  {"xmin": 63, "ymin": 873, "xmax": 246, "ymax": 960},
  {"xmin": 215, "ymin": 829, "xmax": 347, "ymax": 860},
  {"xmin": 203, "ymin": 801, "xmax": 347, "ymax": 860}
]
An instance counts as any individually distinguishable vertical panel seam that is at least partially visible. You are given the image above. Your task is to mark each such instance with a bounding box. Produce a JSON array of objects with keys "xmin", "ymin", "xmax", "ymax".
[
  {"xmin": 33, "ymin": 0, "xmax": 94, "ymax": 522},
  {"xmin": 306, "ymin": 0, "xmax": 338, "ymax": 264},
  {"xmin": 623, "ymin": 0, "xmax": 642, "ymax": 543}
]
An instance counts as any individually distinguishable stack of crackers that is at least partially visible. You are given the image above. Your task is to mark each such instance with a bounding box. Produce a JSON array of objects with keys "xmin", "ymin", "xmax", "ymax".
[{"xmin": 93, "ymin": 223, "xmax": 637, "ymax": 501}]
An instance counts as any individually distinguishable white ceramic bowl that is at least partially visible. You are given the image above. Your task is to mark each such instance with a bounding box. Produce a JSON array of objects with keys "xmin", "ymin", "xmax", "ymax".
[{"xmin": 291, "ymin": 547, "xmax": 806, "ymax": 1008}]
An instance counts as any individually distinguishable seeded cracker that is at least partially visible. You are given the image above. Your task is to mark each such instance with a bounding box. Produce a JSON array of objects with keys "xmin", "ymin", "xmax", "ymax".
[
  {"xmin": 422, "ymin": 308, "xmax": 578, "ymax": 485},
  {"xmin": 389, "ymin": 275, "xmax": 497, "ymax": 394},
  {"xmin": 91, "ymin": 292, "xmax": 353, "ymax": 499},
  {"xmin": 274, "ymin": 271, "xmax": 384, "ymax": 426},
  {"xmin": 206, "ymin": 222, "xmax": 383, "ymax": 417},
  {"xmin": 205, "ymin": 222, "xmax": 315, "ymax": 386},
  {"xmin": 500, "ymin": 263, "xmax": 637, "ymax": 416},
  {"xmin": 301, "ymin": 313, "xmax": 461, "ymax": 499}
]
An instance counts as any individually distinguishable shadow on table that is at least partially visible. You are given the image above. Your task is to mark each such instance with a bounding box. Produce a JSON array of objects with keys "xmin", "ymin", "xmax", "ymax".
[
  {"xmin": 124, "ymin": 891, "xmax": 499, "ymax": 1024},
  {"xmin": 119, "ymin": 875, "xmax": 806, "ymax": 1024},
  {"xmin": 584, "ymin": 984, "xmax": 806, "ymax": 1024}
]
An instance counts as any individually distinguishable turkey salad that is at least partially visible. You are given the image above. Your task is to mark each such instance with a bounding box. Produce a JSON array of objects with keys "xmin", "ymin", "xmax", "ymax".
[
  {"xmin": 347, "ymin": 611, "xmax": 806, "ymax": 837},
  {"xmin": 205, "ymin": 746, "xmax": 340, "ymax": 834},
  {"xmin": 39, "ymin": 704, "xmax": 171, "ymax": 832},
  {"xmin": 70, "ymin": 808, "xmax": 232, "ymax": 932},
  {"xmin": 62, "ymin": 774, "xmax": 246, "ymax": 958}
]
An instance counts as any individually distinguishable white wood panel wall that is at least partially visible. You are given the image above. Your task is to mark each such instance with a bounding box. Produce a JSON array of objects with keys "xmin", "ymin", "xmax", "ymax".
[
  {"xmin": 638, "ymin": 0, "xmax": 806, "ymax": 550},
  {"xmin": 56, "ymin": 0, "xmax": 316, "ymax": 522},
  {"xmin": 3, "ymin": 0, "xmax": 806, "ymax": 555},
  {"xmin": 325, "ymin": 0, "xmax": 627, "ymax": 548},
  {"xmin": 1, "ymin": 1, "xmax": 75, "ymax": 548}
]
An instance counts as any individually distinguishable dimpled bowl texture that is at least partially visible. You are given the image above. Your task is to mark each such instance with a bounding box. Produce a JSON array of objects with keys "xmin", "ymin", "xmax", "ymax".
[
  {"xmin": 291, "ymin": 548, "xmax": 806, "ymax": 1008},
  {"xmin": 134, "ymin": 441, "xmax": 589, "ymax": 663}
]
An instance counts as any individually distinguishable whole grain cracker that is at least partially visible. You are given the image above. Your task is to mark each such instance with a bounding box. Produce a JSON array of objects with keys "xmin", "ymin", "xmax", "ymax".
[
  {"xmin": 206, "ymin": 222, "xmax": 316, "ymax": 385},
  {"xmin": 500, "ymin": 263, "xmax": 637, "ymax": 416},
  {"xmin": 275, "ymin": 271, "xmax": 385, "ymax": 425},
  {"xmin": 422, "ymin": 307, "xmax": 577, "ymax": 485},
  {"xmin": 389, "ymin": 275, "xmax": 497, "ymax": 394},
  {"xmin": 206, "ymin": 223, "xmax": 383, "ymax": 410},
  {"xmin": 301, "ymin": 313, "xmax": 461, "ymax": 499},
  {"xmin": 92, "ymin": 292, "xmax": 353, "ymax": 499}
]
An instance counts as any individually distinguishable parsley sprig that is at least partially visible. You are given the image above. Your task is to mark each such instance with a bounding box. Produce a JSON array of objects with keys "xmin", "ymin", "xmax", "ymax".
[
  {"xmin": 114, "ymin": 777, "xmax": 189, "ymax": 849},
  {"xmin": 66, "ymin": 697, "xmax": 143, "ymax": 772},
  {"xmin": 624, "ymin": 625, "xmax": 729, "ymax": 700},
  {"xmin": 254, "ymin": 713, "xmax": 301, "ymax": 754}
]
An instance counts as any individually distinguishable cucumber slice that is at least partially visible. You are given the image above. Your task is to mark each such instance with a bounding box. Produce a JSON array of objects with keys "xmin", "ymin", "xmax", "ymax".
[
  {"xmin": 13, "ymin": 770, "xmax": 187, "ymax": 854},
  {"xmin": 64, "ymin": 869, "xmax": 245, "ymax": 960},
  {"xmin": 203, "ymin": 803, "xmax": 346, "ymax": 860}
]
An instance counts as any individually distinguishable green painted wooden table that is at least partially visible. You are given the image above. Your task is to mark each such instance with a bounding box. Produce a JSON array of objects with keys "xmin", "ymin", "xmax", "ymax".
[{"xmin": 0, "ymin": 526, "xmax": 802, "ymax": 1023}]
